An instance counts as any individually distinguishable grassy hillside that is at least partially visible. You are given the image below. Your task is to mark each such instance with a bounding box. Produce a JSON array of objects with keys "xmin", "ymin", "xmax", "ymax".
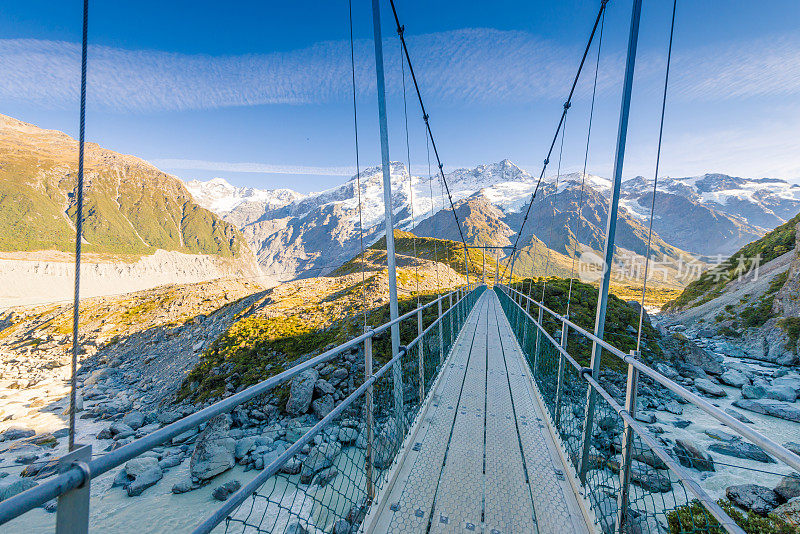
[
  {"xmin": 664, "ymin": 211, "xmax": 800, "ymax": 310},
  {"xmin": 334, "ymin": 230, "xmax": 502, "ymax": 281},
  {"xmin": 511, "ymin": 277, "xmax": 663, "ymax": 369},
  {"xmin": 0, "ymin": 114, "xmax": 247, "ymax": 258}
]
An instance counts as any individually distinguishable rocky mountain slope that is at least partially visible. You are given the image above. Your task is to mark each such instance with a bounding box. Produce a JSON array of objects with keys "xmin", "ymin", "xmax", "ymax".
[
  {"xmin": 0, "ymin": 114, "xmax": 263, "ymax": 306},
  {"xmin": 663, "ymin": 210, "xmax": 800, "ymax": 366},
  {"xmin": 188, "ymin": 160, "xmax": 796, "ymax": 283}
]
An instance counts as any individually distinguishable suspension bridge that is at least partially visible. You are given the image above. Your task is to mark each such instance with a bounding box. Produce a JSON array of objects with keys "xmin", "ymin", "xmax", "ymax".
[{"xmin": 1, "ymin": 0, "xmax": 800, "ymax": 533}]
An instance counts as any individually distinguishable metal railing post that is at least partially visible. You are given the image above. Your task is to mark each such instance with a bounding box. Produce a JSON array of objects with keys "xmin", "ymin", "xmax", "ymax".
[
  {"xmin": 370, "ymin": 0, "xmax": 404, "ymax": 437},
  {"xmin": 521, "ymin": 289, "xmax": 531, "ymax": 347},
  {"xmin": 617, "ymin": 350, "xmax": 640, "ymax": 532},
  {"xmin": 417, "ymin": 307, "xmax": 424, "ymax": 403},
  {"xmin": 532, "ymin": 305, "xmax": 544, "ymax": 377},
  {"xmin": 449, "ymin": 292, "xmax": 454, "ymax": 344},
  {"xmin": 437, "ymin": 297, "xmax": 444, "ymax": 366},
  {"xmin": 55, "ymin": 444, "xmax": 91, "ymax": 534},
  {"xmin": 364, "ymin": 330, "xmax": 375, "ymax": 501},
  {"xmin": 580, "ymin": 0, "xmax": 642, "ymax": 484},
  {"xmin": 554, "ymin": 316, "xmax": 569, "ymax": 426}
]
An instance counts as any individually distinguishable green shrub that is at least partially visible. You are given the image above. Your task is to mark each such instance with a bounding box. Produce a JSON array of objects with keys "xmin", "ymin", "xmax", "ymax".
[{"xmin": 667, "ymin": 499, "xmax": 795, "ymax": 534}]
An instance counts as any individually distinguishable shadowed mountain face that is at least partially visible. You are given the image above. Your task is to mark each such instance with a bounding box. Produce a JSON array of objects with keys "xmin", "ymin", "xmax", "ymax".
[
  {"xmin": 187, "ymin": 160, "xmax": 799, "ymax": 283},
  {"xmin": 0, "ymin": 114, "xmax": 249, "ymax": 259}
]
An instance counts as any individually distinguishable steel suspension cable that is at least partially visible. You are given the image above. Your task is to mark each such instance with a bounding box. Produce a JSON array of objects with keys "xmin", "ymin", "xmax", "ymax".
[
  {"xmin": 348, "ymin": 0, "xmax": 368, "ymax": 328},
  {"xmin": 426, "ymin": 134, "xmax": 441, "ymax": 295},
  {"xmin": 541, "ymin": 118, "xmax": 568, "ymax": 304},
  {"xmin": 636, "ymin": 0, "xmax": 677, "ymax": 352},
  {"xmin": 399, "ymin": 40, "xmax": 420, "ymax": 303},
  {"xmin": 387, "ymin": 0, "xmax": 471, "ymax": 277},
  {"xmin": 502, "ymin": 0, "xmax": 609, "ymax": 281},
  {"xmin": 69, "ymin": 0, "xmax": 89, "ymax": 453},
  {"xmin": 566, "ymin": 8, "xmax": 606, "ymax": 318}
]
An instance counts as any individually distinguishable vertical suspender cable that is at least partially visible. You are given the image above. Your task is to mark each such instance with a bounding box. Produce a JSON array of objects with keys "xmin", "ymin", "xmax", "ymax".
[
  {"xmin": 502, "ymin": 0, "xmax": 609, "ymax": 282},
  {"xmin": 636, "ymin": 0, "xmax": 677, "ymax": 352},
  {"xmin": 426, "ymin": 135, "xmax": 441, "ymax": 295},
  {"xmin": 69, "ymin": 0, "xmax": 89, "ymax": 453},
  {"xmin": 541, "ymin": 119, "xmax": 568, "ymax": 305},
  {"xmin": 566, "ymin": 8, "xmax": 605, "ymax": 317},
  {"xmin": 348, "ymin": 0, "xmax": 368, "ymax": 328},
  {"xmin": 399, "ymin": 38, "xmax": 420, "ymax": 304}
]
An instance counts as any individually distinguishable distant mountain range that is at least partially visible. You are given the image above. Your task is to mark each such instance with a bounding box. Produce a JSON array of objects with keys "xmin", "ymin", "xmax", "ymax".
[{"xmin": 186, "ymin": 160, "xmax": 800, "ymax": 282}]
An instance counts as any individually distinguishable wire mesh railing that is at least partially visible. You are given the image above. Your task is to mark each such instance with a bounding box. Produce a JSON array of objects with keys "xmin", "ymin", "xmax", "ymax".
[
  {"xmin": 496, "ymin": 285, "xmax": 800, "ymax": 534},
  {"xmin": 0, "ymin": 285, "xmax": 484, "ymax": 534}
]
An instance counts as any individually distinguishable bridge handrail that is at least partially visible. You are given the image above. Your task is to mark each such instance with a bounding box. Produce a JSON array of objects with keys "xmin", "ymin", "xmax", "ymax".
[
  {"xmin": 501, "ymin": 284, "xmax": 800, "ymax": 475},
  {"xmin": 496, "ymin": 286, "xmax": 746, "ymax": 533},
  {"xmin": 0, "ymin": 284, "xmax": 477, "ymax": 528}
]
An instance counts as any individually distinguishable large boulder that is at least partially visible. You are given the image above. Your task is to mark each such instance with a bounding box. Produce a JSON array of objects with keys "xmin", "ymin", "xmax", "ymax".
[
  {"xmin": 124, "ymin": 457, "xmax": 163, "ymax": 496},
  {"xmin": 286, "ymin": 370, "xmax": 319, "ymax": 415},
  {"xmin": 733, "ymin": 398, "xmax": 800, "ymax": 423},
  {"xmin": 190, "ymin": 415, "xmax": 236, "ymax": 480},
  {"xmin": 673, "ymin": 438, "xmax": 715, "ymax": 472},
  {"xmin": 709, "ymin": 440, "xmax": 775, "ymax": 464},
  {"xmin": 0, "ymin": 478, "xmax": 37, "ymax": 501},
  {"xmin": 629, "ymin": 461, "xmax": 672, "ymax": 493},
  {"xmin": 742, "ymin": 384, "xmax": 766, "ymax": 399},
  {"xmin": 770, "ymin": 496, "xmax": 800, "ymax": 524},
  {"xmin": 312, "ymin": 395, "xmax": 334, "ymax": 419},
  {"xmin": 764, "ymin": 385, "xmax": 798, "ymax": 403},
  {"xmin": 694, "ymin": 378, "xmax": 726, "ymax": 397},
  {"xmin": 774, "ymin": 473, "xmax": 800, "ymax": 502},
  {"xmin": 122, "ymin": 411, "xmax": 146, "ymax": 430},
  {"xmin": 300, "ymin": 441, "xmax": 341, "ymax": 484},
  {"xmin": 725, "ymin": 484, "xmax": 782, "ymax": 516},
  {"xmin": 773, "ymin": 375, "xmax": 800, "ymax": 396},
  {"xmin": 720, "ymin": 369, "xmax": 749, "ymax": 388}
]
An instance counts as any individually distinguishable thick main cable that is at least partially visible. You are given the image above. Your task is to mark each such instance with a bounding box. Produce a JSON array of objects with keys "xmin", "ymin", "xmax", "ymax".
[
  {"xmin": 502, "ymin": 0, "xmax": 609, "ymax": 281},
  {"xmin": 387, "ymin": 0, "xmax": 471, "ymax": 274}
]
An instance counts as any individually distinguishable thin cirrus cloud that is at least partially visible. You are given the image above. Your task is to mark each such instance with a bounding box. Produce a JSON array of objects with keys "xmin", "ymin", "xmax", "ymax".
[
  {"xmin": 153, "ymin": 158, "xmax": 358, "ymax": 176},
  {"xmin": 0, "ymin": 29, "xmax": 799, "ymax": 112}
]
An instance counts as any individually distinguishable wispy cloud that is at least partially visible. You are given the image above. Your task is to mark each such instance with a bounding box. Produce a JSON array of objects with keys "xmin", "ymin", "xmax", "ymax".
[
  {"xmin": 0, "ymin": 29, "xmax": 798, "ymax": 112},
  {"xmin": 154, "ymin": 158, "xmax": 357, "ymax": 176}
]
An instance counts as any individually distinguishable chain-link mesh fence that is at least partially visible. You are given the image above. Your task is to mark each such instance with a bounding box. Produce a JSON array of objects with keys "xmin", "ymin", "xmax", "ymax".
[{"xmin": 220, "ymin": 287, "xmax": 484, "ymax": 533}]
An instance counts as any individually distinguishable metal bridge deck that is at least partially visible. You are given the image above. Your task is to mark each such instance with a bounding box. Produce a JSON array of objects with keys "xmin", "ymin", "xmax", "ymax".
[{"xmin": 366, "ymin": 290, "xmax": 589, "ymax": 534}]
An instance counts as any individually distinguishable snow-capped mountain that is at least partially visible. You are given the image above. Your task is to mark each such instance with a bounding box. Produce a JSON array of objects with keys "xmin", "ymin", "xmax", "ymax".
[{"xmin": 184, "ymin": 161, "xmax": 800, "ymax": 282}]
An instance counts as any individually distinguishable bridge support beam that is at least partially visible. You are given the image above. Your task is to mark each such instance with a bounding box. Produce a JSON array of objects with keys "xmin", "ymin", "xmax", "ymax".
[
  {"xmin": 364, "ymin": 330, "xmax": 375, "ymax": 501},
  {"xmin": 579, "ymin": 0, "xmax": 642, "ymax": 483},
  {"xmin": 56, "ymin": 444, "xmax": 91, "ymax": 534},
  {"xmin": 554, "ymin": 316, "xmax": 569, "ymax": 426},
  {"xmin": 371, "ymin": 0, "xmax": 403, "ymax": 435},
  {"xmin": 617, "ymin": 351, "xmax": 640, "ymax": 533},
  {"xmin": 417, "ymin": 308, "xmax": 424, "ymax": 406}
]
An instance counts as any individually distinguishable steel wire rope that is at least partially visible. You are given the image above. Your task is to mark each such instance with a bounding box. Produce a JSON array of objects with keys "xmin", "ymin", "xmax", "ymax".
[
  {"xmin": 348, "ymin": 0, "xmax": 369, "ymax": 329},
  {"xmin": 426, "ymin": 134, "xmax": 441, "ymax": 296},
  {"xmin": 636, "ymin": 0, "xmax": 677, "ymax": 353},
  {"xmin": 69, "ymin": 0, "xmax": 89, "ymax": 452},
  {"xmin": 398, "ymin": 37, "xmax": 421, "ymax": 305},
  {"xmin": 501, "ymin": 0, "xmax": 609, "ymax": 282},
  {"xmin": 566, "ymin": 7, "xmax": 605, "ymax": 318},
  {"xmin": 541, "ymin": 117, "xmax": 568, "ymax": 306},
  {"xmin": 387, "ymin": 0, "xmax": 472, "ymax": 279}
]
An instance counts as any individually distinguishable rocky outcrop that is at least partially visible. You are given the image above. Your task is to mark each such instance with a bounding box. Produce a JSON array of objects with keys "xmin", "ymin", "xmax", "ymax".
[
  {"xmin": 726, "ymin": 484, "xmax": 782, "ymax": 516},
  {"xmin": 190, "ymin": 415, "xmax": 236, "ymax": 480}
]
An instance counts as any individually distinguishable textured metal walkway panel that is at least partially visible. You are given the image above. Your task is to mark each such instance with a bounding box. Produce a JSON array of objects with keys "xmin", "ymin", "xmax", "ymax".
[
  {"xmin": 367, "ymin": 291, "xmax": 589, "ymax": 534},
  {"xmin": 483, "ymin": 296, "xmax": 538, "ymax": 533},
  {"xmin": 429, "ymin": 299, "xmax": 489, "ymax": 533},
  {"xmin": 492, "ymin": 293, "xmax": 589, "ymax": 534},
  {"xmin": 379, "ymin": 297, "xmax": 486, "ymax": 533}
]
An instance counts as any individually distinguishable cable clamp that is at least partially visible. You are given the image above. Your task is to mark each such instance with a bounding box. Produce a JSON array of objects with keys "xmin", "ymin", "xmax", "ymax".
[
  {"xmin": 397, "ymin": 25, "xmax": 405, "ymax": 35},
  {"xmin": 543, "ymin": 158, "xmax": 549, "ymax": 166},
  {"xmin": 73, "ymin": 460, "xmax": 92, "ymax": 489},
  {"xmin": 563, "ymin": 101, "xmax": 571, "ymax": 110},
  {"xmin": 579, "ymin": 367, "xmax": 593, "ymax": 379},
  {"xmin": 398, "ymin": 345, "xmax": 408, "ymax": 357},
  {"xmin": 423, "ymin": 113, "xmax": 429, "ymax": 122}
]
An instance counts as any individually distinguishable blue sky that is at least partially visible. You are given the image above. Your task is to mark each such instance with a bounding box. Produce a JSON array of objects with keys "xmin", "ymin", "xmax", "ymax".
[{"xmin": 2, "ymin": 0, "xmax": 800, "ymax": 192}]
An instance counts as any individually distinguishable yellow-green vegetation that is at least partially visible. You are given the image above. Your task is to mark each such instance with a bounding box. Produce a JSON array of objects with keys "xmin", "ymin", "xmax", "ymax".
[
  {"xmin": 665, "ymin": 211, "xmax": 800, "ymax": 311},
  {"xmin": 510, "ymin": 277, "xmax": 663, "ymax": 369},
  {"xmin": 179, "ymin": 285, "xmax": 455, "ymax": 403},
  {"xmin": 607, "ymin": 283, "xmax": 682, "ymax": 310},
  {"xmin": 779, "ymin": 316, "xmax": 800, "ymax": 353},
  {"xmin": 710, "ymin": 271, "xmax": 789, "ymax": 332},
  {"xmin": 667, "ymin": 499, "xmax": 795, "ymax": 534},
  {"xmin": 336, "ymin": 230, "xmax": 502, "ymax": 279},
  {"xmin": 0, "ymin": 114, "xmax": 246, "ymax": 257}
]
